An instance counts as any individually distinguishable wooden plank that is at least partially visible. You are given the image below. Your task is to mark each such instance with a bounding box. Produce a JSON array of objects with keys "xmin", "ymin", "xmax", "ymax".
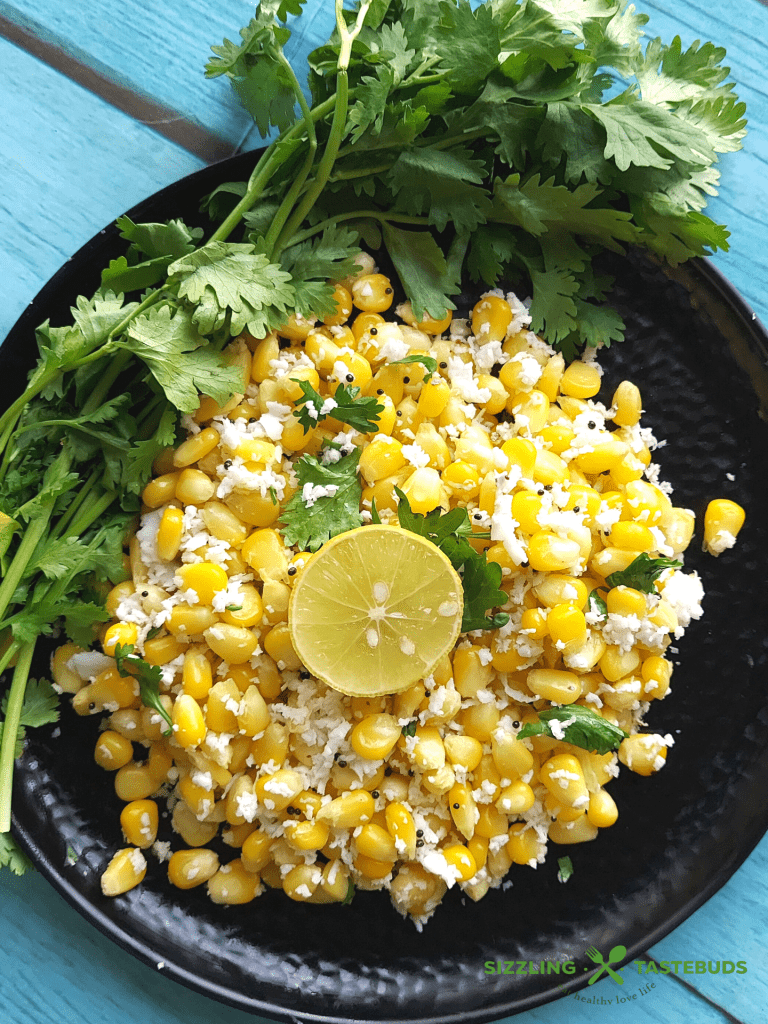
[
  {"xmin": 0, "ymin": 36, "xmax": 203, "ymax": 341},
  {"xmin": 0, "ymin": 0, "xmax": 255, "ymax": 148}
]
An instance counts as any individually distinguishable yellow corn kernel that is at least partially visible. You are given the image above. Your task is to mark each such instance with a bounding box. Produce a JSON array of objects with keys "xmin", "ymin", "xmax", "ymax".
[
  {"xmin": 251, "ymin": 334, "xmax": 281, "ymax": 381},
  {"xmin": 253, "ymin": 768, "xmax": 304, "ymax": 812},
  {"xmin": 237, "ymin": 685, "xmax": 270, "ymax": 737},
  {"xmin": 355, "ymin": 822, "xmax": 398, "ymax": 862},
  {"xmin": 496, "ymin": 780, "xmax": 535, "ymax": 815},
  {"xmin": 504, "ymin": 823, "xmax": 539, "ymax": 865},
  {"xmin": 540, "ymin": 753, "xmax": 589, "ymax": 808},
  {"xmin": 476, "ymin": 374, "xmax": 509, "ymax": 414},
  {"xmin": 177, "ymin": 562, "xmax": 229, "ymax": 605},
  {"xmin": 203, "ymin": 623, "xmax": 259, "ymax": 665},
  {"xmin": 510, "ymin": 390, "xmax": 550, "ymax": 435},
  {"xmin": 120, "ymin": 799, "xmax": 159, "ymax": 849},
  {"xmin": 619, "ymin": 733, "xmax": 668, "ymax": 776},
  {"xmin": 222, "ymin": 821, "xmax": 258, "ymax": 849},
  {"xmin": 284, "ymin": 818, "xmax": 330, "ymax": 852},
  {"xmin": 390, "ymin": 863, "xmax": 447, "ymax": 918},
  {"xmin": 604, "ymin": 585, "xmax": 646, "ymax": 619},
  {"xmin": 548, "ymin": 815, "xmax": 599, "ymax": 845},
  {"xmin": 166, "ymin": 604, "xmax": 217, "ymax": 639},
  {"xmin": 399, "ymin": 467, "xmax": 442, "ymax": 516},
  {"xmin": 465, "ymin": 836, "xmax": 488, "ymax": 875},
  {"xmin": 475, "ymin": 803, "xmax": 509, "ymax": 839},
  {"xmin": 199, "ymin": 500, "xmax": 248, "ymax": 546},
  {"xmin": 539, "ymin": 424, "xmax": 576, "ymax": 455},
  {"xmin": 422, "ymin": 763, "xmax": 455, "ymax": 796},
  {"xmin": 532, "ymin": 449, "xmax": 569, "ymax": 486},
  {"xmin": 101, "ymin": 847, "xmax": 147, "ymax": 896},
  {"xmin": 448, "ymin": 782, "xmax": 478, "ymax": 841},
  {"xmin": 623, "ymin": 480, "xmax": 666, "ymax": 525},
  {"xmin": 703, "ymin": 498, "xmax": 745, "ymax": 555},
  {"xmin": 172, "ymin": 693, "xmax": 207, "ymax": 749},
  {"xmin": 168, "ymin": 849, "xmax": 220, "ymax": 890},
  {"xmin": 142, "ymin": 472, "xmax": 181, "ymax": 509},
  {"xmin": 452, "ymin": 646, "xmax": 494, "ymax": 699},
  {"xmin": 663, "ymin": 507, "xmax": 696, "ymax": 556},
  {"xmin": 412, "ymin": 422, "xmax": 451, "ymax": 470},
  {"xmin": 142, "ymin": 634, "xmax": 184, "ymax": 667},
  {"xmin": 94, "ymin": 730, "xmax": 134, "ymax": 771},
  {"xmin": 573, "ymin": 437, "xmax": 629, "ymax": 476},
  {"xmin": 207, "ymin": 859, "xmax": 261, "ymax": 904},
  {"xmin": 460, "ymin": 703, "xmax": 500, "ymax": 743},
  {"xmin": 72, "ymin": 668, "xmax": 139, "ymax": 716},
  {"xmin": 385, "ymin": 802, "xmax": 417, "ymax": 859},
  {"xmin": 103, "ymin": 583, "xmax": 136, "ymax": 621},
  {"xmin": 408, "ymin": 726, "xmax": 445, "ymax": 770},
  {"xmin": 511, "ymin": 491, "xmax": 544, "ymax": 534},
  {"xmin": 500, "ymin": 437, "xmax": 537, "ymax": 477},
  {"xmin": 527, "ymin": 531, "xmax": 581, "ymax": 572},
  {"xmin": 491, "ymin": 728, "xmax": 534, "ymax": 779},
  {"xmin": 520, "ymin": 607, "xmax": 548, "ymax": 640},
  {"xmin": 358, "ymin": 436, "xmax": 406, "ymax": 485},
  {"xmin": 417, "ymin": 374, "xmax": 451, "ymax": 418},
  {"xmin": 443, "ymin": 735, "xmax": 483, "ymax": 773},
  {"xmin": 471, "ymin": 295, "xmax": 512, "ymax": 343},
  {"xmin": 178, "ymin": 774, "xmax": 216, "ymax": 819},
  {"xmin": 587, "ymin": 788, "xmax": 618, "ymax": 828},
  {"xmin": 600, "ymin": 645, "xmax": 641, "ymax": 682},
  {"xmin": 647, "ymin": 598, "xmax": 679, "ymax": 635},
  {"xmin": 536, "ymin": 352, "xmax": 565, "ymax": 401},
  {"xmin": 351, "ymin": 274, "xmax": 394, "ymax": 314},
  {"xmin": 560, "ymin": 361, "xmax": 602, "ymax": 399},
  {"xmin": 442, "ymin": 844, "xmax": 477, "ymax": 882},
  {"xmin": 441, "ymin": 460, "xmax": 481, "ymax": 499},
  {"xmin": 175, "ymin": 467, "xmax": 216, "ymax": 505},
  {"xmin": 173, "ymin": 427, "xmax": 220, "ymax": 468},
  {"xmin": 320, "ymin": 283, "xmax": 353, "ymax": 326},
  {"xmin": 398, "ymin": 300, "xmax": 453, "ymax": 335},
  {"xmin": 526, "ymin": 667, "xmax": 581, "ymax": 704},
  {"xmin": 250, "ymin": 722, "xmax": 289, "ymax": 767},
  {"xmin": 240, "ymin": 830, "xmax": 274, "ymax": 873},
  {"xmin": 609, "ymin": 520, "xmax": 655, "ymax": 552},
  {"xmin": 546, "ymin": 602, "xmax": 587, "ymax": 646},
  {"xmin": 612, "ymin": 380, "xmax": 642, "ymax": 426},
  {"xmin": 182, "ymin": 651, "xmax": 214, "ymax": 700},
  {"xmin": 171, "ymin": 801, "xmax": 218, "ymax": 847},
  {"xmin": 102, "ymin": 621, "xmax": 139, "ymax": 657},
  {"xmin": 114, "ymin": 762, "xmax": 158, "ymax": 803},
  {"xmin": 156, "ymin": 506, "xmax": 184, "ymax": 561},
  {"xmin": 223, "ymin": 488, "xmax": 281, "ymax": 529},
  {"xmin": 316, "ymin": 790, "xmax": 375, "ymax": 828},
  {"xmin": 350, "ymin": 713, "xmax": 401, "ymax": 760},
  {"xmin": 641, "ymin": 655, "xmax": 673, "ymax": 700},
  {"xmin": 354, "ymin": 852, "xmax": 395, "ymax": 880},
  {"xmin": 260, "ymin": 622, "xmax": 299, "ymax": 671},
  {"xmin": 205, "ymin": 678, "xmax": 242, "ymax": 733},
  {"xmin": 241, "ymin": 528, "xmax": 289, "ymax": 581}
]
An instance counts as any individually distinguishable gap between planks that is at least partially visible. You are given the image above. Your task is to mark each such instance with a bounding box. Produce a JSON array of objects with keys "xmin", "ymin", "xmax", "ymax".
[
  {"xmin": 643, "ymin": 956, "xmax": 749, "ymax": 1024},
  {"xmin": 0, "ymin": 11, "xmax": 234, "ymax": 163}
]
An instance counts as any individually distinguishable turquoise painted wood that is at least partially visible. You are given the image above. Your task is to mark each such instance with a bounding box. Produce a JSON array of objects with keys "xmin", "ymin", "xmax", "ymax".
[
  {"xmin": 1, "ymin": 0, "xmax": 767, "ymax": 1022},
  {"xmin": 0, "ymin": 36, "xmax": 204, "ymax": 341},
  {"xmin": 0, "ymin": 0, "xmax": 258, "ymax": 147}
]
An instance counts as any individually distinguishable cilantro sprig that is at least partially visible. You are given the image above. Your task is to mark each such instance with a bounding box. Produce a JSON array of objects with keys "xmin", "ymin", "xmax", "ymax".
[
  {"xmin": 113, "ymin": 643, "xmax": 172, "ymax": 737},
  {"xmin": 280, "ymin": 444, "xmax": 364, "ymax": 552},
  {"xmin": 394, "ymin": 489, "xmax": 509, "ymax": 634},
  {"xmin": 291, "ymin": 379, "xmax": 384, "ymax": 434},
  {"xmin": 518, "ymin": 706, "xmax": 628, "ymax": 756}
]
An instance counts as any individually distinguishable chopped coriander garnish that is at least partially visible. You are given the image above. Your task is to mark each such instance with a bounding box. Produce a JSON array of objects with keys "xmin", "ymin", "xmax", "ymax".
[
  {"xmin": 390, "ymin": 354, "xmax": 439, "ymax": 383},
  {"xmin": 518, "ymin": 706, "xmax": 627, "ymax": 756},
  {"xmin": 291, "ymin": 379, "xmax": 384, "ymax": 434},
  {"xmin": 113, "ymin": 643, "xmax": 172, "ymax": 736},
  {"xmin": 401, "ymin": 720, "xmax": 417, "ymax": 738},
  {"xmin": 605, "ymin": 554, "xmax": 683, "ymax": 594},
  {"xmin": 557, "ymin": 856, "xmax": 574, "ymax": 884},
  {"xmin": 280, "ymin": 445, "xmax": 363, "ymax": 552}
]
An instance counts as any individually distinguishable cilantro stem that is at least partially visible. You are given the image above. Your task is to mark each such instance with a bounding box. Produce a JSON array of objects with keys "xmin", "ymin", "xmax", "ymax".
[
  {"xmin": 48, "ymin": 469, "xmax": 102, "ymax": 543},
  {"xmin": 262, "ymin": 51, "xmax": 318, "ymax": 256},
  {"xmin": 0, "ymin": 639, "xmax": 20, "ymax": 678},
  {"xmin": 0, "ymin": 497, "xmax": 58, "ymax": 625},
  {"xmin": 271, "ymin": 0, "xmax": 373, "ymax": 260},
  {"xmin": 0, "ymin": 639, "xmax": 35, "ymax": 832},
  {"xmin": 0, "ymin": 365, "xmax": 62, "ymax": 447},
  {"xmin": 284, "ymin": 211, "xmax": 429, "ymax": 248}
]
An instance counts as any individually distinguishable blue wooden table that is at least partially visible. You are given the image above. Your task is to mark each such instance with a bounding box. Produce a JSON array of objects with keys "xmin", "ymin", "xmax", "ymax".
[{"xmin": 1, "ymin": 2, "xmax": 766, "ymax": 1022}]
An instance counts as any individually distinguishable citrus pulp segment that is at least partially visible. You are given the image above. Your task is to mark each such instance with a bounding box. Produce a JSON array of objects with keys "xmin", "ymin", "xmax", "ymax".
[{"xmin": 287, "ymin": 525, "xmax": 464, "ymax": 696}]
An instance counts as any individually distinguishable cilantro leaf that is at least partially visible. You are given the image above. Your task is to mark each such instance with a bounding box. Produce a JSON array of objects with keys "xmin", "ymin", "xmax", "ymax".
[
  {"xmin": 389, "ymin": 354, "xmax": 438, "ymax": 382},
  {"xmin": 587, "ymin": 589, "xmax": 607, "ymax": 620},
  {"xmin": 394, "ymin": 490, "xmax": 506, "ymax": 634},
  {"xmin": 1, "ymin": 678, "xmax": 60, "ymax": 730},
  {"xmin": 168, "ymin": 242, "xmax": 295, "ymax": 338},
  {"xmin": 280, "ymin": 446, "xmax": 364, "ymax": 552},
  {"xmin": 401, "ymin": 720, "xmax": 417, "ymax": 738},
  {"xmin": 120, "ymin": 306, "xmax": 244, "ymax": 414},
  {"xmin": 518, "ymin": 705, "xmax": 627, "ymax": 755},
  {"xmin": 0, "ymin": 832, "xmax": 33, "ymax": 876},
  {"xmin": 557, "ymin": 855, "xmax": 574, "ymax": 883},
  {"xmin": 115, "ymin": 215, "xmax": 203, "ymax": 261},
  {"xmin": 292, "ymin": 379, "xmax": 384, "ymax": 434},
  {"xmin": 382, "ymin": 224, "xmax": 459, "ymax": 321},
  {"xmin": 388, "ymin": 145, "xmax": 492, "ymax": 234},
  {"xmin": 605, "ymin": 553, "xmax": 683, "ymax": 594},
  {"xmin": 113, "ymin": 643, "xmax": 172, "ymax": 735}
]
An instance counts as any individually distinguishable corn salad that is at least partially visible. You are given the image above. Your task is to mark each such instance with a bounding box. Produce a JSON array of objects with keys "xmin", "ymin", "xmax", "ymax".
[{"xmin": 54, "ymin": 257, "xmax": 745, "ymax": 926}]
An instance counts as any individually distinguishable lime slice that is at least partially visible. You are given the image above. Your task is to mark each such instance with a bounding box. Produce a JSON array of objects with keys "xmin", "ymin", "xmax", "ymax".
[{"xmin": 288, "ymin": 525, "xmax": 464, "ymax": 696}]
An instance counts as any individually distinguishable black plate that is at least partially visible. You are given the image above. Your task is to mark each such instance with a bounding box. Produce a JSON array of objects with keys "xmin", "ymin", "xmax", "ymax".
[{"xmin": 3, "ymin": 152, "xmax": 768, "ymax": 1022}]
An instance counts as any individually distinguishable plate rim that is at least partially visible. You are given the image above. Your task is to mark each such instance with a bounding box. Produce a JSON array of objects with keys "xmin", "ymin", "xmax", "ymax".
[{"xmin": 5, "ymin": 150, "xmax": 768, "ymax": 1023}]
